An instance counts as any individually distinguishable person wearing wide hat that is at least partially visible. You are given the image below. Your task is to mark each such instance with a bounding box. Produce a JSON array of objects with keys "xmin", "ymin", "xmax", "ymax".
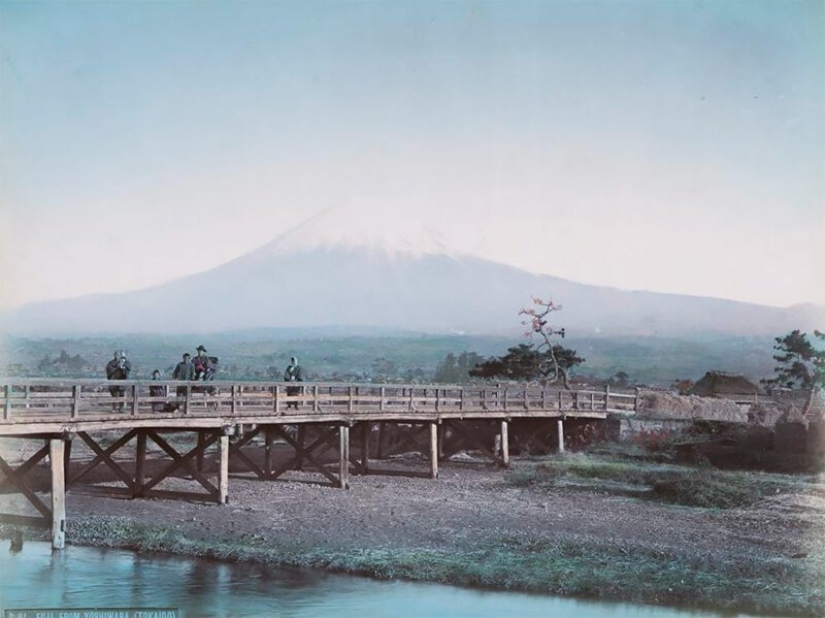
[{"xmin": 193, "ymin": 345, "xmax": 218, "ymax": 381}]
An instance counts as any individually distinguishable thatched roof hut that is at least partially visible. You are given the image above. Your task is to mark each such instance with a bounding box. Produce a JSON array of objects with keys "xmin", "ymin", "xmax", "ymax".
[{"xmin": 689, "ymin": 371, "xmax": 758, "ymax": 397}]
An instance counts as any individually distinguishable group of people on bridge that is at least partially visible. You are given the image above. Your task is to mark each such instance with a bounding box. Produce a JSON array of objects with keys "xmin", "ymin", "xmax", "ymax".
[{"xmin": 105, "ymin": 348, "xmax": 304, "ymax": 412}]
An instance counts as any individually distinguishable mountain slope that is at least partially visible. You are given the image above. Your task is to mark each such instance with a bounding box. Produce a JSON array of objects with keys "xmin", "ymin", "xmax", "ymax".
[
  {"xmin": 3, "ymin": 205, "xmax": 822, "ymax": 336},
  {"xmin": 4, "ymin": 247, "xmax": 821, "ymax": 336}
]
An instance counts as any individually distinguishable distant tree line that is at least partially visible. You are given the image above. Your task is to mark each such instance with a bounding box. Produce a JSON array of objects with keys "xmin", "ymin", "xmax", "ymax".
[{"xmin": 36, "ymin": 350, "xmax": 91, "ymax": 375}]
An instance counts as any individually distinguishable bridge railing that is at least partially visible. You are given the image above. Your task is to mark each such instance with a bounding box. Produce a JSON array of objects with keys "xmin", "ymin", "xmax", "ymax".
[{"xmin": 0, "ymin": 378, "xmax": 637, "ymax": 425}]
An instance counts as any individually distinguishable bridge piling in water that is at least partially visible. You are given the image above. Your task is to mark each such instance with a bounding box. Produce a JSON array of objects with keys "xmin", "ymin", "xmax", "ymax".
[{"xmin": 49, "ymin": 438, "xmax": 66, "ymax": 550}]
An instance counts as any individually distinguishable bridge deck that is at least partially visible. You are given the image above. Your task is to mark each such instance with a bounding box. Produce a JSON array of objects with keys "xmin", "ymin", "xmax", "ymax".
[{"xmin": 1, "ymin": 378, "xmax": 637, "ymax": 435}]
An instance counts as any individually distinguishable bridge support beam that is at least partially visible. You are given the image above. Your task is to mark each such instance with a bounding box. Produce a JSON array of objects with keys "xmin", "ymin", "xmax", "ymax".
[
  {"xmin": 360, "ymin": 422, "xmax": 371, "ymax": 475},
  {"xmin": 429, "ymin": 422, "xmax": 438, "ymax": 479},
  {"xmin": 219, "ymin": 434, "xmax": 229, "ymax": 504},
  {"xmin": 264, "ymin": 426, "xmax": 274, "ymax": 478},
  {"xmin": 339, "ymin": 425, "xmax": 350, "ymax": 489},
  {"xmin": 295, "ymin": 426, "xmax": 306, "ymax": 471},
  {"xmin": 133, "ymin": 429, "xmax": 146, "ymax": 498},
  {"xmin": 49, "ymin": 438, "xmax": 66, "ymax": 550},
  {"xmin": 557, "ymin": 419, "xmax": 565, "ymax": 453},
  {"xmin": 196, "ymin": 431, "xmax": 207, "ymax": 472},
  {"xmin": 499, "ymin": 420, "xmax": 509, "ymax": 467}
]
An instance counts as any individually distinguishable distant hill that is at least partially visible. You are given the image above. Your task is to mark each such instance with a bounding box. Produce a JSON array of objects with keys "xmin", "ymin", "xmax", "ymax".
[{"xmin": 3, "ymin": 205, "xmax": 822, "ymax": 337}]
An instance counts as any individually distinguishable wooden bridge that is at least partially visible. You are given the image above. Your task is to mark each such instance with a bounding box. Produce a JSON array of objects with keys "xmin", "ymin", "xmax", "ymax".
[{"xmin": 0, "ymin": 378, "xmax": 637, "ymax": 549}]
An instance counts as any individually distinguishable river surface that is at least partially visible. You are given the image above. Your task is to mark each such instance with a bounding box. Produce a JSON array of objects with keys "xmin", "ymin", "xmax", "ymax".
[{"xmin": 0, "ymin": 542, "xmax": 756, "ymax": 618}]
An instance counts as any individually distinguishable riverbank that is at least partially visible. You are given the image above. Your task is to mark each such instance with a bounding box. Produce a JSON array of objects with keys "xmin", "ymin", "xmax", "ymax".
[{"xmin": 3, "ymin": 453, "xmax": 824, "ymax": 616}]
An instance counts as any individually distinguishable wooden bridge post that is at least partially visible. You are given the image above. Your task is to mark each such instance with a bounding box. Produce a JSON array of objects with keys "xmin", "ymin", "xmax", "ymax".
[
  {"xmin": 339, "ymin": 424, "xmax": 350, "ymax": 489},
  {"xmin": 72, "ymin": 385, "xmax": 80, "ymax": 419},
  {"xmin": 264, "ymin": 426, "xmax": 273, "ymax": 478},
  {"xmin": 3, "ymin": 384, "xmax": 11, "ymax": 420},
  {"xmin": 295, "ymin": 426, "xmax": 306, "ymax": 470},
  {"xmin": 134, "ymin": 429, "xmax": 146, "ymax": 498},
  {"xmin": 500, "ymin": 420, "xmax": 510, "ymax": 467},
  {"xmin": 196, "ymin": 431, "xmax": 206, "ymax": 473},
  {"xmin": 376, "ymin": 422, "xmax": 385, "ymax": 459},
  {"xmin": 130, "ymin": 384, "xmax": 139, "ymax": 416},
  {"xmin": 557, "ymin": 419, "xmax": 565, "ymax": 453},
  {"xmin": 49, "ymin": 438, "xmax": 66, "ymax": 550},
  {"xmin": 604, "ymin": 384, "xmax": 610, "ymax": 411},
  {"xmin": 63, "ymin": 436, "xmax": 72, "ymax": 485},
  {"xmin": 429, "ymin": 422, "xmax": 438, "ymax": 479},
  {"xmin": 360, "ymin": 422, "xmax": 370, "ymax": 475},
  {"xmin": 219, "ymin": 433, "xmax": 229, "ymax": 504}
]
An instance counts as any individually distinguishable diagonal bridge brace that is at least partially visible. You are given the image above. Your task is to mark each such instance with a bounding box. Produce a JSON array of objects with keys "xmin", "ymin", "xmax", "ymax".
[
  {"xmin": 0, "ymin": 445, "xmax": 52, "ymax": 523},
  {"xmin": 378, "ymin": 422, "xmax": 430, "ymax": 458},
  {"xmin": 226, "ymin": 425, "xmax": 352, "ymax": 482},
  {"xmin": 226, "ymin": 426, "xmax": 266, "ymax": 479},
  {"xmin": 441, "ymin": 419, "xmax": 501, "ymax": 465},
  {"xmin": 271, "ymin": 425, "xmax": 343, "ymax": 486},
  {"xmin": 69, "ymin": 430, "xmax": 138, "ymax": 490},
  {"xmin": 140, "ymin": 430, "xmax": 220, "ymax": 500}
]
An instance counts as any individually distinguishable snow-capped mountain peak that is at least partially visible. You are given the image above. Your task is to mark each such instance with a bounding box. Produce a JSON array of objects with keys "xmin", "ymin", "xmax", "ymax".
[{"xmin": 250, "ymin": 200, "xmax": 460, "ymax": 259}]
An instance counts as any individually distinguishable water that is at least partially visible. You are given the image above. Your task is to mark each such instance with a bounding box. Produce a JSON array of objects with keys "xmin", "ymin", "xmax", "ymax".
[{"xmin": 0, "ymin": 542, "xmax": 753, "ymax": 618}]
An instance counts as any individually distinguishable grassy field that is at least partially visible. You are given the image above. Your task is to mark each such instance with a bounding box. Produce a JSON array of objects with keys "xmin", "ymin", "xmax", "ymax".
[{"xmin": 506, "ymin": 452, "xmax": 823, "ymax": 508}]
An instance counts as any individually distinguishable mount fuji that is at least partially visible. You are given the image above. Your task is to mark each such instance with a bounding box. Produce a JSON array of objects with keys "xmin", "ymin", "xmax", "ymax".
[{"xmin": 3, "ymin": 204, "xmax": 822, "ymax": 337}]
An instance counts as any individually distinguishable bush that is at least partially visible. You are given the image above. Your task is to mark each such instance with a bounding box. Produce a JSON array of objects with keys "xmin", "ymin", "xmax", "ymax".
[
  {"xmin": 506, "ymin": 454, "xmax": 802, "ymax": 509},
  {"xmin": 632, "ymin": 428, "xmax": 673, "ymax": 451}
]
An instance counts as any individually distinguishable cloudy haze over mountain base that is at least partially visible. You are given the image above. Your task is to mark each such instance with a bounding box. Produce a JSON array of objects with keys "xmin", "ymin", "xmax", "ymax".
[{"xmin": 3, "ymin": 211, "xmax": 821, "ymax": 337}]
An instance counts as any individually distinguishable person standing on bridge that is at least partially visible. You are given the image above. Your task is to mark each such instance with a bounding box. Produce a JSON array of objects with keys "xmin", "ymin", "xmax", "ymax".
[
  {"xmin": 105, "ymin": 350, "xmax": 131, "ymax": 412},
  {"xmin": 193, "ymin": 345, "xmax": 218, "ymax": 381},
  {"xmin": 193, "ymin": 345, "xmax": 220, "ymax": 397},
  {"xmin": 173, "ymin": 353, "xmax": 195, "ymax": 397},
  {"xmin": 149, "ymin": 369, "xmax": 168, "ymax": 412},
  {"xmin": 284, "ymin": 356, "xmax": 304, "ymax": 409}
]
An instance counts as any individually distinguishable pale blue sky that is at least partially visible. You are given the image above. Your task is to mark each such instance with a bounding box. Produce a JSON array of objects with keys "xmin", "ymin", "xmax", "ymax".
[{"xmin": 1, "ymin": 1, "xmax": 822, "ymax": 310}]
